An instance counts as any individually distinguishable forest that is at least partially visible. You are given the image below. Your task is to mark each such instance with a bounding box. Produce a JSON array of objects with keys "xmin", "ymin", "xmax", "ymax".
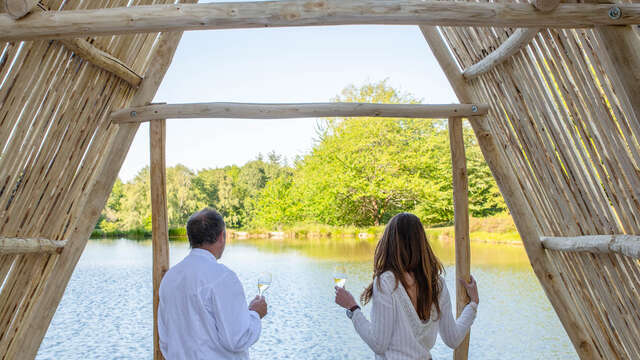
[{"xmin": 95, "ymin": 81, "xmax": 506, "ymax": 235}]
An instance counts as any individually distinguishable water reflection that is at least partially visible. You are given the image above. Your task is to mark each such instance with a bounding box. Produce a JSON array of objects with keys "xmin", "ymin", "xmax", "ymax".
[
  {"xmin": 37, "ymin": 237, "xmax": 576, "ymax": 360},
  {"xmin": 237, "ymin": 236, "xmax": 531, "ymax": 270}
]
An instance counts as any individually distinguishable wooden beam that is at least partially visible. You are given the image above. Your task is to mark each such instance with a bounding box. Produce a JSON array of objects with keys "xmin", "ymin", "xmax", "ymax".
[
  {"xmin": 2, "ymin": 1, "xmax": 640, "ymax": 42},
  {"xmin": 0, "ymin": 237, "xmax": 66, "ymax": 255},
  {"xmin": 111, "ymin": 102, "xmax": 489, "ymax": 123},
  {"xmin": 463, "ymin": 29, "xmax": 539, "ymax": 80},
  {"xmin": 463, "ymin": 0, "xmax": 560, "ymax": 80},
  {"xmin": 593, "ymin": 26, "xmax": 640, "ymax": 138},
  {"xmin": 541, "ymin": 235, "xmax": 640, "ymax": 259},
  {"xmin": 30, "ymin": 4, "xmax": 143, "ymax": 87},
  {"xmin": 420, "ymin": 26, "xmax": 600, "ymax": 359},
  {"xmin": 150, "ymin": 119, "xmax": 169, "ymax": 360},
  {"xmin": 448, "ymin": 117, "xmax": 471, "ymax": 360},
  {"xmin": 58, "ymin": 38, "xmax": 142, "ymax": 87},
  {"xmin": 5, "ymin": 25, "xmax": 193, "ymax": 360},
  {"xmin": 1, "ymin": 0, "xmax": 38, "ymax": 19}
]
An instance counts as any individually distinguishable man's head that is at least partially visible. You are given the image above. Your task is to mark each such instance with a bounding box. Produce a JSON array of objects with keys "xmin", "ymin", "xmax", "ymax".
[{"xmin": 186, "ymin": 208, "xmax": 226, "ymax": 258}]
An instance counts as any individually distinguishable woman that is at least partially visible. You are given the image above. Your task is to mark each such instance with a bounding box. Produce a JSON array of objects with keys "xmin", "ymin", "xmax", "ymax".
[{"xmin": 335, "ymin": 213, "xmax": 479, "ymax": 359}]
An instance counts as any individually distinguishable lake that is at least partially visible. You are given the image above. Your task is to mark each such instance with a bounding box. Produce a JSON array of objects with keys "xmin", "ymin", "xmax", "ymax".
[{"xmin": 36, "ymin": 237, "xmax": 578, "ymax": 360}]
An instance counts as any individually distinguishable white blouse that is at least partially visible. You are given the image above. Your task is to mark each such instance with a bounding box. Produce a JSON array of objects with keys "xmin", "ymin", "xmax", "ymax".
[{"xmin": 351, "ymin": 271, "xmax": 477, "ymax": 360}]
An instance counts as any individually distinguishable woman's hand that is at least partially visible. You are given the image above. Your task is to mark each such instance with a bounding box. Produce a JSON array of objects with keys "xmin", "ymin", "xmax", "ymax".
[
  {"xmin": 459, "ymin": 275, "xmax": 479, "ymax": 304},
  {"xmin": 335, "ymin": 286, "xmax": 358, "ymax": 309}
]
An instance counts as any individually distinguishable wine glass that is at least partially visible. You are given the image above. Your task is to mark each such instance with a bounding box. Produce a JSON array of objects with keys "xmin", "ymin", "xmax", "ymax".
[
  {"xmin": 257, "ymin": 272, "xmax": 272, "ymax": 297},
  {"xmin": 333, "ymin": 265, "xmax": 347, "ymax": 288}
]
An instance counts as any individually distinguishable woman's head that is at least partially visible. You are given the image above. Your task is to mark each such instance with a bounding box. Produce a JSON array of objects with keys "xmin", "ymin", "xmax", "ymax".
[{"xmin": 361, "ymin": 212, "xmax": 443, "ymax": 320}]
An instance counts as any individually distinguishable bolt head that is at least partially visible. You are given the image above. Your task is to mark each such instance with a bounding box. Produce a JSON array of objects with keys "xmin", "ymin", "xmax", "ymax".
[
  {"xmin": 471, "ymin": 105, "xmax": 478, "ymax": 113},
  {"xmin": 609, "ymin": 6, "xmax": 622, "ymax": 20},
  {"xmin": 130, "ymin": 111, "xmax": 137, "ymax": 117}
]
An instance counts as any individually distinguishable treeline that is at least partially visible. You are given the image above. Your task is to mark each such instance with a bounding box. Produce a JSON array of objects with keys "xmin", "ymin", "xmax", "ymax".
[{"xmin": 95, "ymin": 81, "xmax": 506, "ymax": 235}]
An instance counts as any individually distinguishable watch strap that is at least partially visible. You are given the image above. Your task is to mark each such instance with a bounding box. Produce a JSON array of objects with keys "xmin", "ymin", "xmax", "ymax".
[{"xmin": 349, "ymin": 305, "xmax": 361, "ymax": 312}]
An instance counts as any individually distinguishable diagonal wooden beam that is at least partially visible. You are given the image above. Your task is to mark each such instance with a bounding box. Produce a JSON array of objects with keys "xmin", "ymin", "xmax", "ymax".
[
  {"xmin": 31, "ymin": 4, "xmax": 143, "ymax": 87},
  {"xmin": 463, "ymin": 0, "xmax": 560, "ymax": 80},
  {"xmin": 110, "ymin": 102, "xmax": 489, "ymax": 123},
  {"xmin": 58, "ymin": 37, "xmax": 142, "ymax": 87},
  {"xmin": 463, "ymin": 29, "xmax": 540, "ymax": 80},
  {"xmin": 1, "ymin": 1, "xmax": 640, "ymax": 42}
]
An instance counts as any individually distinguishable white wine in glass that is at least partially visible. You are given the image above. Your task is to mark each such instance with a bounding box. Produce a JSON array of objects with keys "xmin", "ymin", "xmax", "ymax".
[
  {"xmin": 333, "ymin": 265, "xmax": 347, "ymax": 288},
  {"xmin": 257, "ymin": 272, "xmax": 272, "ymax": 297}
]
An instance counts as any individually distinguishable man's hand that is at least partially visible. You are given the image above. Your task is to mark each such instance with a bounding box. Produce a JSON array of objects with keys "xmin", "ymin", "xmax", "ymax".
[{"xmin": 249, "ymin": 295, "xmax": 268, "ymax": 319}]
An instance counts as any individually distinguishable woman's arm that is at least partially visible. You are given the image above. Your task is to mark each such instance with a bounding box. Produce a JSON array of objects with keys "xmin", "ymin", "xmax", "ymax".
[
  {"xmin": 438, "ymin": 277, "xmax": 478, "ymax": 349},
  {"xmin": 336, "ymin": 273, "xmax": 396, "ymax": 354}
]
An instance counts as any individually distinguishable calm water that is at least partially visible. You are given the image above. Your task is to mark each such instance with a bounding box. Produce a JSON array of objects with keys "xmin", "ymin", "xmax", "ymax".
[{"xmin": 37, "ymin": 237, "xmax": 577, "ymax": 360}]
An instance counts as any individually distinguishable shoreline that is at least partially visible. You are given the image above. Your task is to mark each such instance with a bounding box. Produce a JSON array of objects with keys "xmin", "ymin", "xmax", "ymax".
[{"xmin": 90, "ymin": 227, "xmax": 522, "ymax": 246}]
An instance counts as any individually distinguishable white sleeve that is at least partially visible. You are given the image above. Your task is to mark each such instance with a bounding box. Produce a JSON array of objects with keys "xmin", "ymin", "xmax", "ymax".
[
  {"xmin": 351, "ymin": 273, "xmax": 396, "ymax": 355},
  {"xmin": 206, "ymin": 271, "xmax": 262, "ymax": 353},
  {"xmin": 438, "ymin": 279, "xmax": 477, "ymax": 349}
]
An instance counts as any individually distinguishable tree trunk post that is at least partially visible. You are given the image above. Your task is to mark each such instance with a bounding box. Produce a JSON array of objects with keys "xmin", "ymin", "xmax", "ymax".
[
  {"xmin": 150, "ymin": 119, "xmax": 169, "ymax": 360},
  {"xmin": 449, "ymin": 117, "xmax": 471, "ymax": 360}
]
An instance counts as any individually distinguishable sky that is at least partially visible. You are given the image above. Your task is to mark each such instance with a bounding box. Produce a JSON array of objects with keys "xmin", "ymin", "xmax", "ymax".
[{"xmin": 118, "ymin": 23, "xmax": 458, "ymax": 182}]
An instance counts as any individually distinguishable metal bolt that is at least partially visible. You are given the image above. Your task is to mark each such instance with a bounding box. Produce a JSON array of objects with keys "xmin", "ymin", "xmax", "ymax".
[
  {"xmin": 471, "ymin": 105, "xmax": 478, "ymax": 113},
  {"xmin": 130, "ymin": 111, "xmax": 137, "ymax": 117},
  {"xmin": 608, "ymin": 6, "xmax": 622, "ymax": 20}
]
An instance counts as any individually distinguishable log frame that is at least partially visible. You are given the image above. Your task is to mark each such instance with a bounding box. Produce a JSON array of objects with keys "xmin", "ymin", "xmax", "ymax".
[
  {"xmin": 2, "ymin": 1, "xmax": 640, "ymax": 42},
  {"xmin": 110, "ymin": 102, "xmax": 489, "ymax": 123}
]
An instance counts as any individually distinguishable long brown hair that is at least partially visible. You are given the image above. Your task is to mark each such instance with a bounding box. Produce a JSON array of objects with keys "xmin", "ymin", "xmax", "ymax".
[{"xmin": 360, "ymin": 213, "xmax": 444, "ymax": 321}]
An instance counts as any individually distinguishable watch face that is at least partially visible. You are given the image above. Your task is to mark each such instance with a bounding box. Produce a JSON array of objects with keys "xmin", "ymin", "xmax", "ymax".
[{"xmin": 346, "ymin": 309, "xmax": 353, "ymax": 319}]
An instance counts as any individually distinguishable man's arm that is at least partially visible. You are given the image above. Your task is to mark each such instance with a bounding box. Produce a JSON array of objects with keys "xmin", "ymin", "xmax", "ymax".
[{"xmin": 209, "ymin": 271, "xmax": 262, "ymax": 353}]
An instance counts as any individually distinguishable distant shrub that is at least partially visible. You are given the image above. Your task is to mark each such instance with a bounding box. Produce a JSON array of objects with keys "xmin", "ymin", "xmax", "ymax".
[{"xmin": 169, "ymin": 227, "xmax": 187, "ymax": 237}]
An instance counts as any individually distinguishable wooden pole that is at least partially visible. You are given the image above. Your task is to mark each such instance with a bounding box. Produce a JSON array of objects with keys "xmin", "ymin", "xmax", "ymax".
[
  {"xmin": 419, "ymin": 26, "xmax": 599, "ymax": 359},
  {"xmin": 111, "ymin": 102, "xmax": 488, "ymax": 123},
  {"xmin": 150, "ymin": 119, "xmax": 169, "ymax": 360},
  {"xmin": 0, "ymin": 238, "xmax": 66, "ymax": 255},
  {"xmin": 449, "ymin": 117, "xmax": 471, "ymax": 360},
  {"xmin": 2, "ymin": 1, "xmax": 640, "ymax": 42}
]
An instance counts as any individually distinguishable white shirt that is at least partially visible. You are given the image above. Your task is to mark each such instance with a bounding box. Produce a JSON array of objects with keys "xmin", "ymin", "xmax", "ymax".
[
  {"xmin": 158, "ymin": 248, "xmax": 261, "ymax": 360},
  {"xmin": 352, "ymin": 272, "xmax": 477, "ymax": 359}
]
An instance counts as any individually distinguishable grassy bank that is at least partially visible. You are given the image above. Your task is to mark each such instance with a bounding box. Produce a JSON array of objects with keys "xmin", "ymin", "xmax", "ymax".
[
  {"xmin": 91, "ymin": 214, "xmax": 520, "ymax": 244},
  {"xmin": 236, "ymin": 213, "xmax": 520, "ymax": 244}
]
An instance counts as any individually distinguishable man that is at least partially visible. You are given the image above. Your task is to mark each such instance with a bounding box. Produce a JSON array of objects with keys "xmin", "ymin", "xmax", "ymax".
[{"xmin": 158, "ymin": 208, "xmax": 267, "ymax": 359}]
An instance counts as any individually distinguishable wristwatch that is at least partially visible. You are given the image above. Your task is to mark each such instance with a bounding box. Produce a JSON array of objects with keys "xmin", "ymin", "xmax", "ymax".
[{"xmin": 346, "ymin": 305, "xmax": 361, "ymax": 319}]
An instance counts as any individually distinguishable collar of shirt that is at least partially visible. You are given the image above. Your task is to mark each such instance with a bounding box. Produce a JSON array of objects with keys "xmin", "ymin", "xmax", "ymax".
[{"xmin": 190, "ymin": 248, "xmax": 218, "ymax": 262}]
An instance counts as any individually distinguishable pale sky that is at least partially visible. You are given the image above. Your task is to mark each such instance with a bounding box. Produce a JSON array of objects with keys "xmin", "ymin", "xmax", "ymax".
[{"xmin": 118, "ymin": 22, "xmax": 457, "ymax": 182}]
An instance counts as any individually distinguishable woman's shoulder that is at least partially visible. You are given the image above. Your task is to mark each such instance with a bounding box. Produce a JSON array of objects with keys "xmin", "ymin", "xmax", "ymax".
[{"xmin": 375, "ymin": 271, "xmax": 398, "ymax": 292}]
